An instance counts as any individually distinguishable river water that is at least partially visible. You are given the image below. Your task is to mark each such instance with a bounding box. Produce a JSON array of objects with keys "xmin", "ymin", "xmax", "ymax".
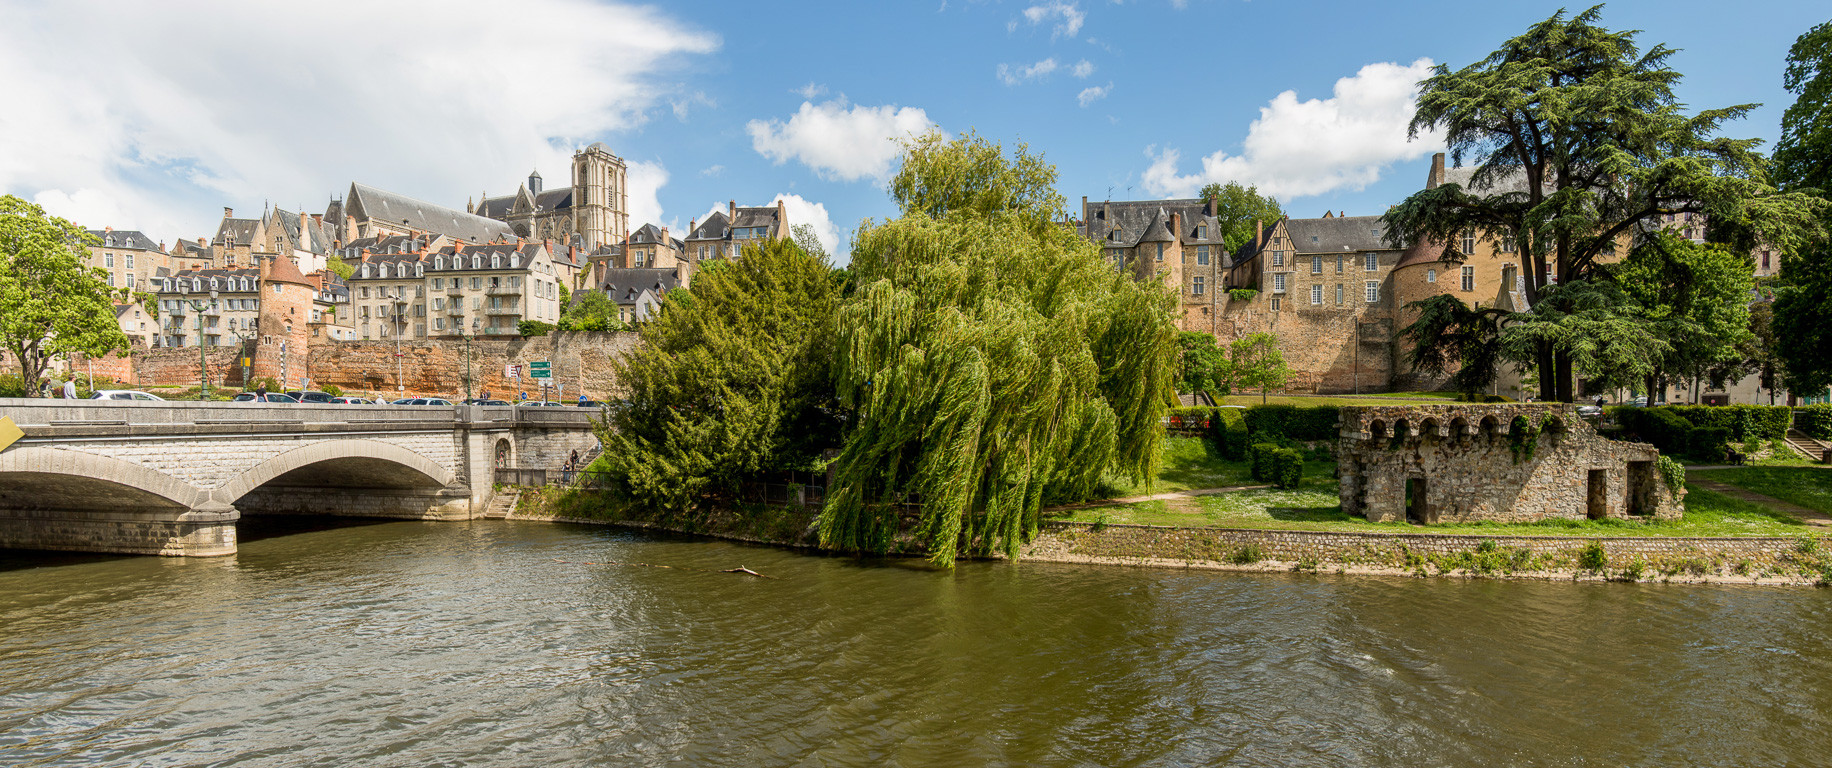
[{"xmin": 2, "ymin": 518, "xmax": 1830, "ymax": 767}]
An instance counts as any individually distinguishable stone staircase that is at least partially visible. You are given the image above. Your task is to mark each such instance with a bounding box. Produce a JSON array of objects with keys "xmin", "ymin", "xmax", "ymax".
[
  {"xmin": 481, "ymin": 488, "xmax": 521, "ymax": 519},
  {"xmin": 1785, "ymin": 429, "xmax": 1831, "ymax": 464}
]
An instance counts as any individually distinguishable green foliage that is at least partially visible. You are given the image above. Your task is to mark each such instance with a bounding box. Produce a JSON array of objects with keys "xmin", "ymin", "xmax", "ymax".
[
  {"xmin": 1228, "ymin": 332, "xmax": 1290, "ymax": 402},
  {"xmin": 1688, "ymin": 426, "xmax": 1732, "ymax": 462},
  {"xmin": 1507, "ymin": 415, "xmax": 1541, "ymax": 464},
  {"xmin": 823, "ymin": 132, "xmax": 1178, "ymax": 567},
  {"xmin": 1387, "ymin": 7, "xmax": 1828, "ymax": 400},
  {"xmin": 0, "ymin": 195, "xmax": 132, "ymax": 393},
  {"xmin": 1196, "ymin": 181, "xmax": 1285, "ymax": 252},
  {"xmin": 1176, "ymin": 331, "xmax": 1231, "ymax": 394},
  {"xmin": 1248, "ymin": 443, "xmax": 1280, "ymax": 482},
  {"xmin": 248, "ymin": 376, "xmax": 280, "ymax": 393},
  {"xmin": 557, "ymin": 289, "xmax": 628, "ymax": 332},
  {"xmin": 1243, "ymin": 405, "xmax": 1340, "ymax": 442},
  {"xmin": 1657, "ymin": 455, "xmax": 1686, "ymax": 495},
  {"xmin": 321, "ymin": 384, "xmax": 344, "ymax": 398},
  {"xmin": 1498, "ymin": 280, "xmax": 1672, "ymax": 395},
  {"xmin": 1777, "ymin": 20, "xmax": 1832, "ymax": 194},
  {"xmin": 1797, "ymin": 405, "xmax": 1832, "ymax": 440},
  {"xmin": 1229, "ymin": 543, "xmax": 1263, "ymax": 565},
  {"xmin": 1610, "ymin": 233, "xmax": 1757, "ymax": 393},
  {"xmin": 1399, "ymin": 294, "xmax": 1507, "ymax": 399},
  {"xmin": 790, "ymin": 223, "xmax": 829, "ymax": 260},
  {"xmin": 1166, "ymin": 406, "xmax": 1213, "ymax": 431},
  {"xmin": 601, "ymin": 236, "xmax": 843, "ymax": 516},
  {"xmin": 1267, "ymin": 447, "xmax": 1303, "ymax": 490},
  {"xmin": 1658, "ymin": 404, "xmax": 1791, "ymax": 441},
  {"xmin": 1227, "ymin": 288, "xmax": 1258, "ymax": 302},
  {"xmin": 1210, "ymin": 407, "xmax": 1249, "ymax": 461},
  {"xmin": 517, "ymin": 320, "xmax": 555, "ymax": 337},
  {"xmin": 1616, "ymin": 407, "xmax": 1694, "ymax": 455},
  {"xmin": 323, "ymin": 256, "xmax": 355, "ymax": 280},
  {"xmin": 1774, "ymin": 23, "xmax": 1832, "ymax": 395},
  {"xmin": 0, "ymin": 374, "xmax": 22, "ymax": 398},
  {"xmin": 1578, "ymin": 541, "xmax": 1609, "ymax": 572}
]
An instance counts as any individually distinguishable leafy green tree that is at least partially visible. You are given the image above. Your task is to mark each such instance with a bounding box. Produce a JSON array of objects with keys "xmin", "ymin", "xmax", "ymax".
[
  {"xmin": 1177, "ymin": 331, "xmax": 1231, "ymax": 394},
  {"xmin": 1197, "ymin": 181, "xmax": 1285, "ymax": 252},
  {"xmin": 556, "ymin": 289, "xmax": 628, "ymax": 332},
  {"xmin": 599, "ymin": 236, "xmax": 842, "ymax": 515},
  {"xmin": 1774, "ymin": 20, "xmax": 1832, "ymax": 396},
  {"xmin": 323, "ymin": 256, "xmax": 354, "ymax": 280},
  {"xmin": 1227, "ymin": 332, "xmax": 1290, "ymax": 404},
  {"xmin": 1399, "ymin": 294, "xmax": 1508, "ymax": 399},
  {"xmin": 1384, "ymin": 6, "xmax": 1825, "ymax": 401},
  {"xmin": 821, "ymin": 131, "xmax": 1178, "ymax": 567},
  {"xmin": 790, "ymin": 222, "xmax": 828, "ymax": 261},
  {"xmin": 0, "ymin": 195, "xmax": 130, "ymax": 394},
  {"xmin": 1497, "ymin": 280, "xmax": 1670, "ymax": 395},
  {"xmin": 1611, "ymin": 233, "xmax": 1754, "ymax": 400}
]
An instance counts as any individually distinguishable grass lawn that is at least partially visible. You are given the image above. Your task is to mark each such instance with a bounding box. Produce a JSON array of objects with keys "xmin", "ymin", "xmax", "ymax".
[
  {"xmin": 1055, "ymin": 456, "xmax": 1813, "ymax": 538},
  {"xmin": 1689, "ymin": 466, "xmax": 1832, "ymax": 515},
  {"xmin": 1094, "ymin": 436, "xmax": 1254, "ymax": 498}
]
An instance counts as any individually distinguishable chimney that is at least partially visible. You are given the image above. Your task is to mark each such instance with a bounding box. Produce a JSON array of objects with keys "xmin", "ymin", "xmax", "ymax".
[
  {"xmin": 104, "ymin": 225, "xmax": 113, "ymax": 232},
  {"xmin": 1081, "ymin": 195, "xmax": 1088, "ymax": 219},
  {"xmin": 661, "ymin": 226, "xmax": 670, "ymax": 244},
  {"xmin": 224, "ymin": 207, "xmax": 233, "ymax": 218},
  {"xmin": 200, "ymin": 235, "xmax": 210, "ymax": 247},
  {"xmin": 1255, "ymin": 219, "xmax": 1263, "ymax": 245},
  {"xmin": 1428, "ymin": 152, "xmax": 1446, "ymax": 189},
  {"xmin": 728, "ymin": 200, "xmax": 736, "ymax": 222},
  {"xmin": 776, "ymin": 199, "xmax": 786, "ymax": 231}
]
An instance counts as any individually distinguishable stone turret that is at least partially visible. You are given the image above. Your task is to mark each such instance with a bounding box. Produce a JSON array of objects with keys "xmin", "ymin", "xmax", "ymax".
[{"xmin": 251, "ymin": 254, "xmax": 316, "ymax": 388}]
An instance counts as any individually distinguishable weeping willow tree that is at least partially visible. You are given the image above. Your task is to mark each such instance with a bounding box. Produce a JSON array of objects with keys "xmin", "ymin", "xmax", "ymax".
[{"xmin": 819, "ymin": 131, "xmax": 1179, "ymax": 567}]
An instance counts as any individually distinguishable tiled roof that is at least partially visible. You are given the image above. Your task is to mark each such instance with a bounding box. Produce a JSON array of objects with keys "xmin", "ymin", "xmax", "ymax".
[
  {"xmin": 265, "ymin": 253, "xmax": 313, "ymax": 287},
  {"xmin": 347, "ymin": 183, "xmax": 515, "ymax": 243}
]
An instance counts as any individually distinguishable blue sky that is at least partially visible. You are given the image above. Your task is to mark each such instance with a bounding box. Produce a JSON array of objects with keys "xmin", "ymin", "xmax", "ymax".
[{"xmin": 1, "ymin": 0, "xmax": 1824, "ymax": 261}]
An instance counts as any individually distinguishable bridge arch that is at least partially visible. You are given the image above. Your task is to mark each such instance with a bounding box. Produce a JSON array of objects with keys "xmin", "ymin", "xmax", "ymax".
[
  {"xmin": 213, "ymin": 439, "xmax": 458, "ymax": 503},
  {"xmin": 0, "ymin": 446, "xmax": 206, "ymax": 511}
]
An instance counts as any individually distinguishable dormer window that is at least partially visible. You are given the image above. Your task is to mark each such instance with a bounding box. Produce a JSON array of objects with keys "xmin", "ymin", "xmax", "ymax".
[
  {"xmin": 415, "ymin": 263, "xmax": 424, "ymax": 277},
  {"xmin": 491, "ymin": 255, "xmax": 501, "ymax": 269},
  {"xmin": 435, "ymin": 256, "xmax": 445, "ymax": 269},
  {"xmin": 361, "ymin": 265, "xmax": 371, "ymax": 278},
  {"xmin": 380, "ymin": 264, "xmax": 390, "ymax": 279},
  {"xmin": 510, "ymin": 255, "xmax": 520, "ymax": 268},
  {"xmin": 472, "ymin": 255, "xmax": 482, "ymax": 269},
  {"xmin": 1195, "ymin": 225, "xmax": 1207, "ymax": 239}
]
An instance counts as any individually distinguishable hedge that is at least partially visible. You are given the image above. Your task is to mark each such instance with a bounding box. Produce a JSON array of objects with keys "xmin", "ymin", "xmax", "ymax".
[
  {"xmin": 1268, "ymin": 447, "xmax": 1304, "ymax": 489},
  {"xmin": 1798, "ymin": 405, "xmax": 1832, "ymax": 441},
  {"xmin": 1616, "ymin": 408, "xmax": 1693, "ymax": 456},
  {"xmin": 1687, "ymin": 426, "xmax": 1732, "ymax": 462},
  {"xmin": 1249, "ymin": 443, "xmax": 1280, "ymax": 482},
  {"xmin": 1211, "ymin": 408, "xmax": 1249, "ymax": 461},
  {"xmin": 1659, "ymin": 405, "xmax": 1790, "ymax": 441},
  {"xmin": 1243, "ymin": 405, "xmax": 1339, "ymax": 442}
]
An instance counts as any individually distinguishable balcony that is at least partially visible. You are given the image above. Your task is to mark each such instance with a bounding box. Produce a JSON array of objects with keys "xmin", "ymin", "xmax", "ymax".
[
  {"xmin": 485, "ymin": 305, "xmax": 521, "ymax": 317},
  {"xmin": 485, "ymin": 284, "xmax": 517, "ymax": 296},
  {"xmin": 447, "ymin": 305, "xmax": 467, "ymax": 316}
]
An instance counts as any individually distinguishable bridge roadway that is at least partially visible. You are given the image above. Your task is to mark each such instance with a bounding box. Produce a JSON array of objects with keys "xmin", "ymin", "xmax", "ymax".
[{"xmin": 0, "ymin": 400, "xmax": 599, "ymax": 556}]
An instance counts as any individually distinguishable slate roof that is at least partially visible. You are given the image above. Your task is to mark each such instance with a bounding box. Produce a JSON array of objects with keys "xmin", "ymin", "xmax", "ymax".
[
  {"xmin": 593, "ymin": 267, "xmax": 680, "ymax": 304},
  {"xmin": 174, "ymin": 238, "xmax": 208, "ymax": 257},
  {"xmin": 157, "ymin": 268, "xmax": 262, "ymax": 293},
  {"xmin": 474, "ymin": 187, "xmax": 576, "ymax": 220},
  {"xmin": 269, "ymin": 209, "xmax": 334, "ymax": 254},
  {"xmin": 346, "ymin": 183, "xmax": 515, "ymax": 243},
  {"xmin": 1284, "ymin": 216, "xmax": 1395, "ymax": 253},
  {"xmin": 1079, "ymin": 199, "xmax": 1221, "ymax": 249},
  {"xmin": 89, "ymin": 229, "xmax": 161, "ymax": 250},
  {"xmin": 215, "ymin": 217, "xmax": 261, "ymax": 247},
  {"xmin": 686, "ymin": 211, "xmax": 730, "ymax": 241},
  {"xmin": 731, "ymin": 206, "xmax": 782, "ymax": 230}
]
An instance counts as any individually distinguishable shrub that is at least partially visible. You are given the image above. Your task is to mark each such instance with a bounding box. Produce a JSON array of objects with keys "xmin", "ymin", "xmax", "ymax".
[
  {"xmin": 1656, "ymin": 456, "xmax": 1685, "ymax": 494},
  {"xmin": 1249, "ymin": 443, "xmax": 1281, "ymax": 481},
  {"xmin": 0, "ymin": 374, "xmax": 23, "ymax": 398},
  {"xmin": 1227, "ymin": 288, "xmax": 1259, "ymax": 302},
  {"xmin": 1267, "ymin": 447, "xmax": 1304, "ymax": 489},
  {"xmin": 1662, "ymin": 405, "xmax": 1790, "ymax": 441},
  {"xmin": 1229, "ymin": 543, "xmax": 1262, "ymax": 564},
  {"xmin": 1210, "ymin": 408, "xmax": 1249, "ymax": 461},
  {"xmin": 322, "ymin": 384, "xmax": 344, "ymax": 398},
  {"xmin": 1687, "ymin": 425, "xmax": 1731, "ymax": 462},
  {"xmin": 1617, "ymin": 407, "xmax": 1691, "ymax": 455},
  {"xmin": 1577, "ymin": 541, "xmax": 1608, "ymax": 571},
  {"xmin": 1799, "ymin": 405, "xmax": 1832, "ymax": 441},
  {"xmin": 1244, "ymin": 404, "xmax": 1340, "ymax": 442},
  {"xmin": 518, "ymin": 320, "xmax": 556, "ymax": 337}
]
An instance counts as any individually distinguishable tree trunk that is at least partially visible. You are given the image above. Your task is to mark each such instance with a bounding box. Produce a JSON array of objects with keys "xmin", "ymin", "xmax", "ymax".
[
  {"xmin": 1536, "ymin": 341, "xmax": 1556, "ymax": 402},
  {"xmin": 1555, "ymin": 350, "xmax": 1574, "ymax": 403}
]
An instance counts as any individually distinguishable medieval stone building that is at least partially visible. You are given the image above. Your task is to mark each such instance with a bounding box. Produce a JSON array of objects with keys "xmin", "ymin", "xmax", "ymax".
[
  {"xmin": 470, "ymin": 143, "xmax": 630, "ymax": 250},
  {"xmin": 1077, "ymin": 197, "xmax": 1227, "ymax": 332}
]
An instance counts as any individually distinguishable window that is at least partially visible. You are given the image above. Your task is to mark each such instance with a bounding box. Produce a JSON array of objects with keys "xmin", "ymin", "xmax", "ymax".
[
  {"xmin": 107, "ymin": 273, "xmax": 116, "ymax": 287},
  {"xmin": 1460, "ymin": 266, "xmax": 1475, "ymax": 291},
  {"xmin": 1196, "ymin": 245, "xmax": 1210, "ymax": 266},
  {"xmin": 125, "ymin": 254, "xmax": 134, "ymax": 269},
  {"xmin": 434, "ymin": 317, "xmax": 445, "ymax": 331},
  {"xmin": 433, "ymin": 297, "xmax": 444, "ymax": 311},
  {"xmin": 1311, "ymin": 256, "xmax": 1322, "ymax": 274},
  {"xmin": 360, "ymin": 306, "xmax": 370, "ymax": 319},
  {"xmin": 379, "ymin": 264, "xmax": 389, "ymax": 279},
  {"xmin": 360, "ymin": 287, "xmax": 370, "ymax": 299},
  {"xmin": 1335, "ymin": 284, "xmax": 1343, "ymax": 304},
  {"xmin": 1365, "ymin": 280, "xmax": 1380, "ymax": 303},
  {"xmin": 1271, "ymin": 297, "xmax": 1282, "ymax": 311},
  {"xmin": 1192, "ymin": 276, "xmax": 1205, "ymax": 295},
  {"xmin": 1272, "ymin": 250, "xmax": 1284, "ymax": 267},
  {"xmin": 104, "ymin": 253, "xmax": 114, "ymax": 268},
  {"xmin": 510, "ymin": 275, "xmax": 521, "ymax": 288},
  {"xmin": 472, "ymin": 256, "xmax": 483, "ymax": 269},
  {"xmin": 1762, "ymin": 250, "xmax": 1771, "ymax": 269},
  {"xmin": 1499, "ymin": 234, "xmax": 1517, "ymax": 253},
  {"xmin": 471, "ymin": 277, "xmax": 482, "ymax": 290},
  {"xmin": 699, "ymin": 245, "xmax": 708, "ymax": 260},
  {"xmin": 1195, "ymin": 225, "xmax": 1207, "ymax": 239},
  {"xmin": 1336, "ymin": 255, "xmax": 1344, "ymax": 274},
  {"xmin": 1311, "ymin": 284, "xmax": 1322, "ymax": 305},
  {"xmin": 432, "ymin": 277, "xmax": 443, "ymax": 289},
  {"xmin": 1460, "ymin": 230, "xmax": 1476, "ymax": 254},
  {"xmin": 1364, "ymin": 253, "xmax": 1378, "ymax": 271},
  {"xmin": 1273, "ymin": 273, "xmax": 1287, "ymax": 293},
  {"xmin": 415, "ymin": 263, "xmax": 423, "ymax": 277},
  {"xmin": 1427, "ymin": 269, "xmax": 1436, "ymax": 283},
  {"xmin": 1155, "ymin": 243, "xmax": 1165, "ymax": 262},
  {"xmin": 491, "ymin": 255, "xmax": 501, "ymax": 269},
  {"xmin": 126, "ymin": 272, "xmax": 134, "ymax": 286}
]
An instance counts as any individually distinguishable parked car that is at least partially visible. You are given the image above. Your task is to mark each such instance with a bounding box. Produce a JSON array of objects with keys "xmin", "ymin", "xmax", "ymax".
[
  {"xmin": 1575, "ymin": 405, "xmax": 1604, "ymax": 418},
  {"xmin": 329, "ymin": 396, "xmax": 372, "ymax": 404},
  {"xmin": 390, "ymin": 397, "xmax": 455, "ymax": 406},
  {"xmin": 518, "ymin": 400, "xmax": 562, "ymax": 407},
  {"xmin": 285, "ymin": 390, "xmax": 335, "ymax": 404},
  {"xmin": 575, "ymin": 400, "xmax": 604, "ymax": 407},
  {"xmin": 232, "ymin": 392, "xmax": 300, "ymax": 403},
  {"xmin": 86, "ymin": 389, "xmax": 165, "ymax": 401},
  {"xmin": 463, "ymin": 398, "xmax": 512, "ymax": 406}
]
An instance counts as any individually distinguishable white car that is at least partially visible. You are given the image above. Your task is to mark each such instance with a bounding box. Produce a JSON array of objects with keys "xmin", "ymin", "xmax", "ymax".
[{"xmin": 86, "ymin": 389, "xmax": 165, "ymax": 401}]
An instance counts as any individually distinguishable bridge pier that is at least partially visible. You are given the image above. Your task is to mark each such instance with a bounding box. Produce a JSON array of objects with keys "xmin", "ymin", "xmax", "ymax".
[
  {"xmin": 237, "ymin": 484, "xmax": 479, "ymax": 521},
  {"xmin": 0, "ymin": 500, "xmax": 239, "ymax": 557}
]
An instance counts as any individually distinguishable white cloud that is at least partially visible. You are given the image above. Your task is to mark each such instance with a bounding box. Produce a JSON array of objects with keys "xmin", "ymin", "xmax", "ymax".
[
  {"xmin": 772, "ymin": 193, "xmax": 841, "ymax": 256},
  {"xmin": 0, "ymin": 0, "xmax": 718, "ymax": 242},
  {"xmin": 793, "ymin": 82, "xmax": 828, "ymax": 100},
  {"xmin": 625, "ymin": 160, "xmax": 670, "ymax": 230},
  {"xmin": 1141, "ymin": 58, "xmax": 1446, "ymax": 200},
  {"xmin": 1021, "ymin": 1, "xmax": 1085, "ymax": 39},
  {"xmin": 1071, "ymin": 59, "xmax": 1095, "ymax": 78},
  {"xmin": 670, "ymin": 91, "xmax": 715, "ymax": 121},
  {"xmin": 996, "ymin": 58, "xmax": 1060, "ymax": 86},
  {"xmin": 1077, "ymin": 83, "xmax": 1111, "ymax": 107},
  {"xmin": 700, "ymin": 165, "xmax": 724, "ymax": 177},
  {"xmin": 746, "ymin": 98, "xmax": 936, "ymax": 182}
]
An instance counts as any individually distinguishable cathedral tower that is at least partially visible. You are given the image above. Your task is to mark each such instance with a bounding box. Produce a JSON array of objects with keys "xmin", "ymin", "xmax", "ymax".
[{"xmin": 572, "ymin": 143, "xmax": 628, "ymax": 251}]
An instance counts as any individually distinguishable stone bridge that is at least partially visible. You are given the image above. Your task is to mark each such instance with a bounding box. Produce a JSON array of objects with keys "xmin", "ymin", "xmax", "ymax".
[{"xmin": 0, "ymin": 400, "xmax": 601, "ymax": 557}]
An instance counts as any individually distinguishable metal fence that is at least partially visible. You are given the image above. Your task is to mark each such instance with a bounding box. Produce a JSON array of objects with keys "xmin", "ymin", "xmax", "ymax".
[
  {"xmin": 740, "ymin": 482, "xmax": 826, "ymax": 508},
  {"xmin": 494, "ymin": 468, "xmax": 621, "ymax": 489}
]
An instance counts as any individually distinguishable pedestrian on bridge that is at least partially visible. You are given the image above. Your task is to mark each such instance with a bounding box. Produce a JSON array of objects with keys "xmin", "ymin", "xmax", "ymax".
[{"xmin": 61, "ymin": 377, "xmax": 77, "ymax": 400}]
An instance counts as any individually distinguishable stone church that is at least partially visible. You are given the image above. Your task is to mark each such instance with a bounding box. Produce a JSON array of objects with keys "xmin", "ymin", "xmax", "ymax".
[{"xmin": 469, "ymin": 142, "xmax": 630, "ymax": 250}]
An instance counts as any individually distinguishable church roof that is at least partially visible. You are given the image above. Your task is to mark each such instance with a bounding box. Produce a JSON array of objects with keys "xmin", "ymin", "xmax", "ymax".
[{"xmin": 346, "ymin": 183, "xmax": 515, "ymax": 243}]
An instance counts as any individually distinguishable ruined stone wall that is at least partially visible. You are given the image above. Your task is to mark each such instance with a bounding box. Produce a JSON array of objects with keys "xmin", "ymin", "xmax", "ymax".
[
  {"xmin": 304, "ymin": 331, "xmax": 639, "ymax": 400},
  {"xmin": 135, "ymin": 346, "xmax": 244, "ymax": 388},
  {"xmin": 1336, "ymin": 404, "xmax": 1682, "ymax": 525},
  {"xmin": 1212, "ymin": 302, "xmax": 1397, "ymax": 394}
]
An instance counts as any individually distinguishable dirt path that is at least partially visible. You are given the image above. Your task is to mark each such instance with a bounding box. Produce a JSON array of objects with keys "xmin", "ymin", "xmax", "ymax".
[
  {"xmin": 1689, "ymin": 479, "xmax": 1832, "ymax": 527},
  {"xmin": 1044, "ymin": 485, "xmax": 1272, "ymax": 514}
]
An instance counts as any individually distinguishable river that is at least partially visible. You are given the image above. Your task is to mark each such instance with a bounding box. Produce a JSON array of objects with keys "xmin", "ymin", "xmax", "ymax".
[{"xmin": 1, "ymin": 518, "xmax": 1829, "ymax": 766}]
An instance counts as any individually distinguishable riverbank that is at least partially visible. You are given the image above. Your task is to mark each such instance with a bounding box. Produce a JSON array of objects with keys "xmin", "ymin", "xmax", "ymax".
[{"xmin": 507, "ymin": 485, "xmax": 1832, "ymax": 585}]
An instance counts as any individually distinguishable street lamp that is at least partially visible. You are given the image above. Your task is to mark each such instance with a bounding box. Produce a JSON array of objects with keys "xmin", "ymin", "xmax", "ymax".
[
  {"xmin": 392, "ymin": 292, "xmax": 408, "ymax": 393},
  {"xmin": 461, "ymin": 317, "xmax": 481, "ymax": 401},
  {"xmin": 186, "ymin": 290, "xmax": 219, "ymax": 400}
]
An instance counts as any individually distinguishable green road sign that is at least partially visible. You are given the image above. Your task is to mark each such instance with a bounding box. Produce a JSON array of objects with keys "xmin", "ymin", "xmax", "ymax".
[{"xmin": 530, "ymin": 361, "xmax": 552, "ymax": 379}]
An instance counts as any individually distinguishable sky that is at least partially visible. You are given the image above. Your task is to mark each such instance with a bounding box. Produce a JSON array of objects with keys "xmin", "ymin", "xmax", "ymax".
[{"xmin": 1, "ymin": 0, "xmax": 1824, "ymax": 262}]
